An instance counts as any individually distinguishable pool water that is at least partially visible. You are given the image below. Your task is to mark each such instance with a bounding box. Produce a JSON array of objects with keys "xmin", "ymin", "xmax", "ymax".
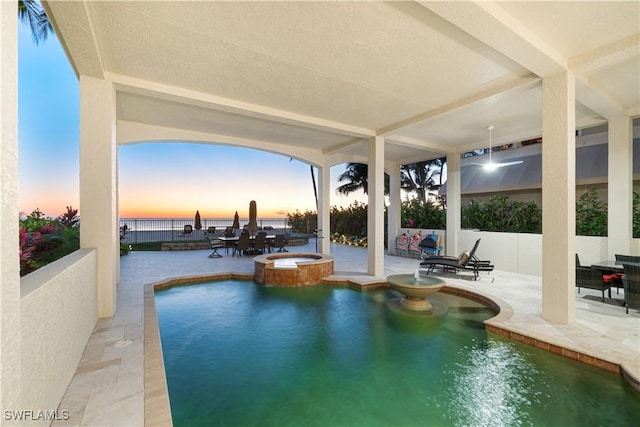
[{"xmin": 155, "ymin": 280, "xmax": 640, "ymax": 427}]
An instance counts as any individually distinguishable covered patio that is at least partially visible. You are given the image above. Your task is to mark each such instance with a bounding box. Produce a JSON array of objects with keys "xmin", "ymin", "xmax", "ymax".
[{"xmin": 1, "ymin": 1, "xmax": 639, "ymax": 425}]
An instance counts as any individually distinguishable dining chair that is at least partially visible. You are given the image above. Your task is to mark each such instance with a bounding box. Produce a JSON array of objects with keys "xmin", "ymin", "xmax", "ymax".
[
  {"xmin": 234, "ymin": 233, "xmax": 251, "ymax": 257},
  {"xmin": 270, "ymin": 234, "xmax": 287, "ymax": 253},
  {"xmin": 253, "ymin": 232, "xmax": 267, "ymax": 255},
  {"xmin": 622, "ymin": 263, "xmax": 640, "ymax": 314}
]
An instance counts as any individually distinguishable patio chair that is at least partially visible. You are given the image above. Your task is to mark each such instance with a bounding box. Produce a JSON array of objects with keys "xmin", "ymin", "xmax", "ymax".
[
  {"xmin": 205, "ymin": 234, "xmax": 224, "ymax": 258},
  {"xmin": 396, "ymin": 233, "xmax": 409, "ymax": 256},
  {"xmin": 419, "ymin": 239, "xmax": 493, "ymax": 280},
  {"xmin": 253, "ymin": 232, "xmax": 267, "ymax": 255},
  {"xmin": 233, "ymin": 232, "xmax": 251, "ymax": 257},
  {"xmin": 206, "ymin": 226, "xmax": 216, "ymax": 236},
  {"xmin": 181, "ymin": 224, "xmax": 193, "ymax": 237},
  {"xmin": 419, "ymin": 233, "xmax": 442, "ymax": 258},
  {"xmin": 270, "ymin": 234, "xmax": 287, "ymax": 252},
  {"xmin": 576, "ymin": 265, "xmax": 610, "ymax": 302},
  {"xmin": 408, "ymin": 232, "xmax": 422, "ymax": 258},
  {"xmin": 621, "ymin": 263, "xmax": 640, "ymax": 314}
]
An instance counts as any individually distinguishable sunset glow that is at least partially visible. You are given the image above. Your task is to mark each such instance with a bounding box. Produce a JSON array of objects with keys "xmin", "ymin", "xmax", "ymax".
[{"xmin": 18, "ymin": 21, "xmax": 366, "ymax": 221}]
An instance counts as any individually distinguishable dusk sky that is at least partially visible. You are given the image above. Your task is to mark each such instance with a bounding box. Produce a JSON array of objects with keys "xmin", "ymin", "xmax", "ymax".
[{"xmin": 18, "ymin": 20, "xmax": 367, "ymax": 220}]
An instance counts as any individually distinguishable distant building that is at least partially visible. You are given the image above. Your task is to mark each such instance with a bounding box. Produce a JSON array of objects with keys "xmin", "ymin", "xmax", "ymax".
[{"xmin": 440, "ymin": 122, "xmax": 640, "ymax": 206}]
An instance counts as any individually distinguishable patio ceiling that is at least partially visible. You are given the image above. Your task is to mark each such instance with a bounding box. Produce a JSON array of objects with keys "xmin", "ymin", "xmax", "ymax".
[{"xmin": 44, "ymin": 1, "xmax": 639, "ymax": 166}]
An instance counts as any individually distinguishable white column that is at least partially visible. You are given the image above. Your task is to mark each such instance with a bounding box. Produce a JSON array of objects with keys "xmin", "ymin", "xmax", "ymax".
[
  {"xmin": 542, "ymin": 71, "xmax": 576, "ymax": 324},
  {"xmin": 317, "ymin": 163, "xmax": 331, "ymax": 254},
  {"xmin": 387, "ymin": 162, "xmax": 401, "ymax": 255},
  {"xmin": 0, "ymin": 0, "xmax": 22, "ymax": 413},
  {"xmin": 608, "ymin": 116, "xmax": 633, "ymax": 257},
  {"xmin": 445, "ymin": 152, "xmax": 461, "ymax": 256},
  {"xmin": 79, "ymin": 76, "xmax": 118, "ymax": 318},
  {"xmin": 367, "ymin": 136, "xmax": 385, "ymax": 276}
]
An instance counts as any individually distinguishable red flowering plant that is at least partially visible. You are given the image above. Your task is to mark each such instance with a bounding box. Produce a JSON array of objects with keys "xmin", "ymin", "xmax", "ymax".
[{"xmin": 19, "ymin": 207, "xmax": 80, "ymax": 276}]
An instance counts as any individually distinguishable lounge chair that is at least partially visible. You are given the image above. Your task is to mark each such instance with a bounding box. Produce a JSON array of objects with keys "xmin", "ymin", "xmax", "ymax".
[
  {"xmin": 205, "ymin": 234, "xmax": 224, "ymax": 258},
  {"xmin": 621, "ymin": 263, "xmax": 640, "ymax": 314},
  {"xmin": 419, "ymin": 239, "xmax": 493, "ymax": 280}
]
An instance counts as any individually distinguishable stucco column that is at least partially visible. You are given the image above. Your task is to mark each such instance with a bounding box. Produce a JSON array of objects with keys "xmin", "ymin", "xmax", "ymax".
[
  {"xmin": 607, "ymin": 116, "xmax": 633, "ymax": 257},
  {"xmin": 0, "ymin": 1, "xmax": 22, "ymax": 415},
  {"xmin": 542, "ymin": 71, "xmax": 576, "ymax": 324},
  {"xmin": 317, "ymin": 163, "xmax": 331, "ymax": 254},
  {"xmin": 445, "ymin": 152, "xmax": 461, "ymax": 256},
  {"xmin": 79, "ymin": 77, "xmax": 118, "ymax": 318},
  {"xmin": 387, "ymin": 162, "xmax": 401, "ymax": 255},
  {"xmin": 367, "ymin": 136, "xmax": 385, "ymax": 276}
]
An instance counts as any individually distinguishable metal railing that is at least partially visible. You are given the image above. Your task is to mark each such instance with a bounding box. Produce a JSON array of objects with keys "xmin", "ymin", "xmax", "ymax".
[{"xmin": 119, "ymin": 218, "xmax": 289, "ymax": 244}]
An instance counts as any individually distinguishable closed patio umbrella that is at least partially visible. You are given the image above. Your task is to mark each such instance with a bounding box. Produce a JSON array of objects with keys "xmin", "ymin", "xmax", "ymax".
[
  {"xmin": 194, "ymin": 210, "xmax": 202, "ymax": 230},
  {"xmin": 232, "ymin": 211, "xmax": 240, "ymax": 230},
  {"xmin": 247, "ymin": 201, "xmax": 258, "ymax": 235}
]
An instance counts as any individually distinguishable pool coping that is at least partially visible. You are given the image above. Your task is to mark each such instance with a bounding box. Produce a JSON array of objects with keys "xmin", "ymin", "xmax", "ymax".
[{"xmin": 144, "ymin": 272, "xmax": 639, "ymax": 425}]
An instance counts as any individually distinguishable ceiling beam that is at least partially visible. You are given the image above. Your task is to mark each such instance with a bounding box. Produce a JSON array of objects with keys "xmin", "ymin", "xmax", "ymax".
[
  {"xmin": 378, "ymin": 74, "xmax": 539, "ymax": 136},
  {"xmin": 576, "ymin": 77, "xmax": 626, "ymax": 119},
  {"xmin": 43, "ymin": 0, "xmax": 104, "ymax": 78},
  {"xmin": 570, "ymin": 34, "xmax": 640, "ymax": 74},
  {"xmin": 418, "ymin": 0, "xmax": 567, "ymax": 77}
]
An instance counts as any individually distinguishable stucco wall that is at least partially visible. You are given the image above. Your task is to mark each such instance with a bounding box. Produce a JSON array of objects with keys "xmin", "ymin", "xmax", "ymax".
[{"xmin": 20, "ymin": 249, "xmax": 98, "ymax": 424}]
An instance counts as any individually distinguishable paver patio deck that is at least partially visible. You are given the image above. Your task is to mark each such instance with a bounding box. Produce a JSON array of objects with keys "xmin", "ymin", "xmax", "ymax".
[{"xmin": 53, "ymin": 241, "xmax": 640, "ymax": 426}]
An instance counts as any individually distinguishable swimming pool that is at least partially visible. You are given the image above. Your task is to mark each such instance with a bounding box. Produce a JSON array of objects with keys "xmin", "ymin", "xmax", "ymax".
[{"xmin": 155, "ymin": 280, "xmax": 640, "ymax": 426}]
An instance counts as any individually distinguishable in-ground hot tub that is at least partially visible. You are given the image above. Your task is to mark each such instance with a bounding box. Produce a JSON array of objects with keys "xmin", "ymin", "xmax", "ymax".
[{"xmin": 254, "ymin": 253, "xmax": 334, "ymax": 286}]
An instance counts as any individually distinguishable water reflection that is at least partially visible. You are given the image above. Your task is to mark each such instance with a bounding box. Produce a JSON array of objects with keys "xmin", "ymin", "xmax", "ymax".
[{"xmin": 444, "ymin": 340, "xmax": 537, "ymax": 426}]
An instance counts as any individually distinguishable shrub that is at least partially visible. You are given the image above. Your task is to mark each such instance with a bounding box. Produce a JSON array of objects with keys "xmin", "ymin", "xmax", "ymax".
[
  {"xmin": 401, "ymin": 197, "xmax": 445, "ymax": 229},
  {"xmin": 19, "ymin": 207, "xmax": 80, "ymax": 276},
  {"xmin": 461, "ymin": 195, "xmax": 542, "ymax": 233},
  {"xmin": 286, "ymin": 209, "xmax": 317, "ymax": 234},
  {"xmin": 575, "ymin": 188, "xmax": 607, "ymax": 236},
  {"xmin": 331, "ymin": 201, "xmax": 368, "ymax": 237}
]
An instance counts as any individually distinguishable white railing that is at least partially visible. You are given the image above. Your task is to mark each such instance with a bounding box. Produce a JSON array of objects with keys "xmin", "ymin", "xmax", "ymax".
[{"xmin": 118, "ymin": 218, "xmax": 289, "ymax": 244}]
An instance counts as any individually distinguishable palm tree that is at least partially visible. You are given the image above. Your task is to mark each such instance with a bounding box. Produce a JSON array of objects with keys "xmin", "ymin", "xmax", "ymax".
[
  {"xmin": 336, "ymin": 163, "xmax": 390, "ymax": 196},
  {"xmin": 18, "ymin": 0, "xmax": 53, "ymax": 45},
  {"xmin": 336, "ymin": 159, "xmax": 447, "ymax": 200},
  {"xmin": 400, "ymin": 157, "xmax": 446, "ymax": 202}
]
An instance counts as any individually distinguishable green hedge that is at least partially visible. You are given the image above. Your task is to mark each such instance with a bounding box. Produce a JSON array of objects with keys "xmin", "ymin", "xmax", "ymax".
[{"xmin": 286, "ymin": 190, "xmax": 640, "ymax": 244}]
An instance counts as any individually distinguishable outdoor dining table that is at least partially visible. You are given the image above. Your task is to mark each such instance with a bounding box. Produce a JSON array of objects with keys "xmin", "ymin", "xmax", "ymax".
[
  {"xmin": 590, "ymin": 260, "xmax": 625, "ymax": 273},
  {"xmin": 218, "ymin": 234, "xmax": 276, "ymax": 254},
  {"xmin": 589, "ymin": 260, "xmax": 640, "ymax": 296}
]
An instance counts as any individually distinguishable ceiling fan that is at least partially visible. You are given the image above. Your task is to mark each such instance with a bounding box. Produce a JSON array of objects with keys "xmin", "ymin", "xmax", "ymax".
[{"xmin": 472, "ymin": 126, "xmax": 523, "ymax": 171}]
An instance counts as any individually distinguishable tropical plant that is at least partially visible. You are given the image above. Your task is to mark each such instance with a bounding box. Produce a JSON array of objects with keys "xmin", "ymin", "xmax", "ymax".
[
  {"xmin": 336, "ymin": 159, "xmax": 446, "ymax": 202},
  {"xmin": 330, "ymin": 201, "xmax": 369, "ymax": 237},
  {"xmin": 286, "ymin": 209, "xmax": 317, "ymax": 234},
  {"xmin": 18, "ymin": 0, "xmax": 53, "ymax": 45},
  {"xmin": 461, "ymin": 195, "xmax": 542, "ymax": 233},
  {"xmin": 336, "ymin": 163, "xmax": 390, "ymax": 196},
  {"xmin": 57, "ymin": 206, "xmax": 79, "ymax": 227},
  {"xmin": 400, "ymin": 157, "xmax": 446, "ymax": 202},
  {"xmin": 401, "ymin": 197, "xmax": 446, "ymax": 230},
  {"xmin": 575, "ymin": 188, "xmax": 607, "ymax": 236},
  {"xmin": 19, "ymin": 207, "xmax": 80, "ymax": 276}
]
